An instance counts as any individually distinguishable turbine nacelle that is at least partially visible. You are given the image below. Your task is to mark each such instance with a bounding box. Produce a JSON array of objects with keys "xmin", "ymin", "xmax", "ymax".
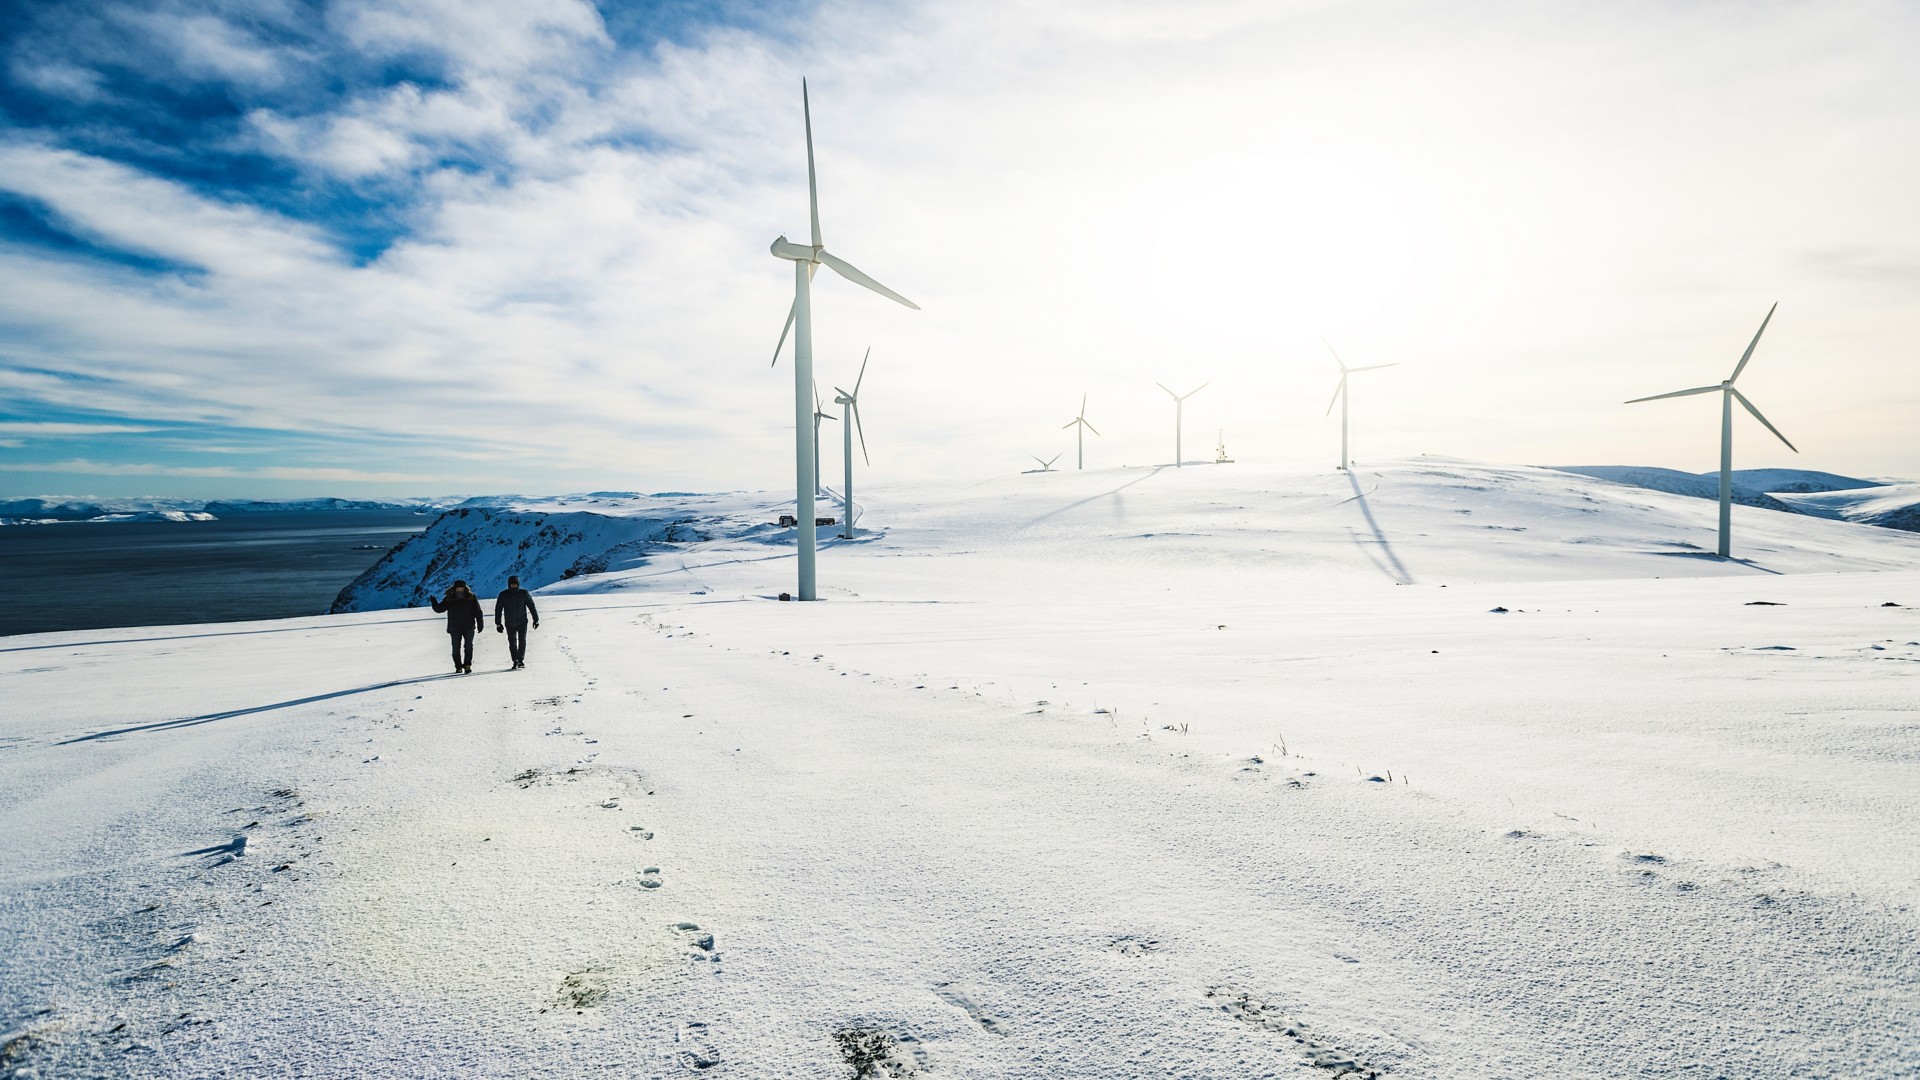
[{"xmin": 770, "ymin": 236, "xmax": 819, "ymax": 262}]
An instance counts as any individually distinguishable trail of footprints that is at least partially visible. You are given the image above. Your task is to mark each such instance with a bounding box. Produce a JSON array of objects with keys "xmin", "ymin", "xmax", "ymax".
[{"xmin": 512, "ymin": 686, "xmax": 727, "ymax": 1071}]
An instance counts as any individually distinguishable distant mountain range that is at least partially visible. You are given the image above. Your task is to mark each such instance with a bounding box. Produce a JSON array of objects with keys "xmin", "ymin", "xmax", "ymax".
[
  {"xmin": 0, "ymin": 497, "xmax": 450, "ymax": 523},
  {"xmin": 1546, "ymin": 467, "xmax": 1920, "ymax": 532}
]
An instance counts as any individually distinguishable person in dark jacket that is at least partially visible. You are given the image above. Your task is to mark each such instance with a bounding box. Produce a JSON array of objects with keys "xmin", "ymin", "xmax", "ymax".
[
  {"xmin": 429, "ymin": 580, "xmax": 486, "ymax": 674},
  {"xmin": 494, "ymin": 575, "xmax": 540, "ymax": 669}
]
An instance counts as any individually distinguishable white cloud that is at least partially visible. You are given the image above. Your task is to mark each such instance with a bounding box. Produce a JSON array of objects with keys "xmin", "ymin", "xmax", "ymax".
[
  {"xmin": 0, "ymin": 422, "xmax": 160, "ymax": 436},
  {"xmin": 4, "ymin": 0, "xmax": 1919, "ymax": 497},
  {"xmin": 0, "ymin": 458, "xmax": 438, "ymax": 483}
]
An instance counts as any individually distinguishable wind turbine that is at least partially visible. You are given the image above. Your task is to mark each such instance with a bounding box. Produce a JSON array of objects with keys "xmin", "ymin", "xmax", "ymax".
[
  {"xmin": 1322, "ymin": 340, "xmax": 1396, "ymax": 471},
  {"xmin": 831, "ymin": 348, "xmax": 872, "ymax": 540},
  {"xmin": 1062, "ymin": 393, "xmax": 1101, "ymax": 470},
  {"xmin": 811, "ymin": 382, "xmax": 836, "ymax": 496},
  {"xmin": 1157, "ymin": 383, "xmax": 1207, "ymax": 467},
  {"xmin": 1030, "ymin": 453, "xmax": 1061, "ymax": 472},
  {"xmin": 1626, "ymin": 302, "xmax": 1796, "ymax": 559},
  {"xmin": 768, "ymin": 79, "xmax": 919, "ymax": 601}
]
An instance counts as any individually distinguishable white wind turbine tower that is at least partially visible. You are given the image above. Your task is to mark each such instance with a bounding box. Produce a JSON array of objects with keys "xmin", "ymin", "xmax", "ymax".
[
  {"xmin": 1156, "ymin": 383, "xmax": 1207, "ymax": 467},
  {"xmin": 1626, "ymin": 302, "xmax": 1797, "ymax": 559},
  {"xmin": 768, "ymin": 79, "xmax": 919, "ymax": 601},
  {"xmin": 831, "ymin": 347, "xmax": 872, "ymax": 540},
  {"xmin": 1062, "ymin": 393, "xmax": 1100, "ymax": 470},
  {"xmin": 1322, "ymin": 340, "xmax": 1396, "ymax": 471},
  {"xmin": 811, "ymin": 382, "xmax": 836, "ymax": 496}
]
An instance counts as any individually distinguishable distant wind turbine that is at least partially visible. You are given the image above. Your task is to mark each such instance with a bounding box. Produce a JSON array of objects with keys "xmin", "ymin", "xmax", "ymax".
[
  {"xmin": 1156, "ymin": 383, "xmax": 1207, "ymax": 467},
  {"xmin": 1626, "ymin": 302, "xmax": 1797, "ymax": 559},
  {"xmin": 768, "ymin": 79, "xmax": 919, "ymax": 601},
  {"xmin": 1062, "ymin": 393, "xmax": 1101, "ymax": 470},
  {"xmin": 1322, "ymin": 340, "xmax": 1396, "ymax": 471},
  {"xmin": 831, "ymin": 348, "xmax": 872, "ymax": 540},
  {"xmin": 811, "ymin": 381, "xmax": 836, "ymax": 496},
  {"xmin": 1030, "ymin": 453, "xmax": 1061, "ymax": 472}
]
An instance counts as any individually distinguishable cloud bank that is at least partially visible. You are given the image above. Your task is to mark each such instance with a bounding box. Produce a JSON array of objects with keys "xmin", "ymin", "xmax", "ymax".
[{"xmin": 1, "ymin": 0, "xmax": 1916, "ymax": 497}]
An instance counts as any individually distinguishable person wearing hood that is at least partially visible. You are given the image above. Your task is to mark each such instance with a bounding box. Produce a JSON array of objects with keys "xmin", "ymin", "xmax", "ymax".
[
  {"xmin": 494, "ymin": 575, "xmax": 540, "ymax": 669},
  {"xmin": 429, "ymin": 580, "xmax": 486, "ymax": 674}
]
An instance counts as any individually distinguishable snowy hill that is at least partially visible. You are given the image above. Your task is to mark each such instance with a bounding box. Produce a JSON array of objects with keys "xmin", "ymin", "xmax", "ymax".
[
  {"xmin": 0, "ymin": 497, "xmax": 209, "ymax": 523},
  {"xmin": 1549, "ymin": 465, "xmax": 1801, "ymax": 511},
  {"xmin": 7, "ymin": 458, "xmax": 1920, "ymax": 1077},
  {"xmin": 1776, "ymin": 482, "xmax": 1920, "ymax": 532},
  {"xmin": 328, "ymin": 492, "xmax": 785, "ymax": 612},
  {"xmin": 332, "ymin": 460, "xmax": 1920, "ymax": 617},
  {"xmin": 0, "ymin": 496, "xmax": 447, "ymax": 524},
  {"xmin": 1727, "ymin": 467, "xmax": 1883, "ymax": 494},
  {"xmin": 201, "ymin": 498, "xmax": 447, "ymax": 514}
]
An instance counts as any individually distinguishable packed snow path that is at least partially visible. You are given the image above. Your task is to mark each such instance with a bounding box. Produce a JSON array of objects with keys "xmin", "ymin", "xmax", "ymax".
[{"xmin": 5, "ymin": 461, "xmax": 1919, "ymax": 1076}]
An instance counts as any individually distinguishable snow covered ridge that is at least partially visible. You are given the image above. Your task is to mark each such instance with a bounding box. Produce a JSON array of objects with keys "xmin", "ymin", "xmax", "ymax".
[
  {"xmin": 328, "ymin": 491, "xmax": 786, "ymax": 613},
  {"xmin": 1548, "ymin": 466, "xmax": 1919, "ymax": 529},
  {"xmin": 0, "ymin": 509, "xmax": 217, "ymax": 525},
  {"xmin": 0, "ymin": 496, "xmax": 447, "ymax": 524},
  {"xmin": 1776, "ymin": 482, "xmax": 1920, "ymax": 532}
]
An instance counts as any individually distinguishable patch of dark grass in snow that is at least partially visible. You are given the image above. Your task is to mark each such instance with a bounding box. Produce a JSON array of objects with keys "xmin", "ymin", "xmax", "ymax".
[
  {"xmin": 0, "ymin": 1026, "xmax": 46, "ymax": 1077},
  {"xmin": 555, "ymin": 968, "xmax": 606, "ymax": 1010},
  {"xmin": 834, "ymin": 1027, "xmax": 927, "ymax": 1078}
]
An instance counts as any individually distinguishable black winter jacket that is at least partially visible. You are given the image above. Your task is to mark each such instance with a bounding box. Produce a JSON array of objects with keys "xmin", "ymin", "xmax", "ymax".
[
  {"xmin": 430, "ymin": 590, "xmax": 485, "ymax": 635},
  {"xmin": 495, "ymin": 587, "xmax": 539, "ymax": 628}
]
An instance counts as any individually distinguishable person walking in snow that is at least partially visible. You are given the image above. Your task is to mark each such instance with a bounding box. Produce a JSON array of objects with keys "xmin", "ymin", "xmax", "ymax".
[
  {"xmin": 429, "ymin": 580, "xmax": 486, "ymax": 674},
  {"xmin": 494, "ymin": 575, "xmax": 540, "ymax": 670}
]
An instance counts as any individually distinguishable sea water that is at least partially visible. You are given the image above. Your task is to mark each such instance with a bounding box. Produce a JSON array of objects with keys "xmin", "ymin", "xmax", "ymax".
[{"xmin": 0, "ymin": 511, "xmax": 430, "ymax": 637}]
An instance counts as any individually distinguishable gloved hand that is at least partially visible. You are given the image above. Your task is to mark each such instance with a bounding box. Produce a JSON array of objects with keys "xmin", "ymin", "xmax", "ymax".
[
  {"xmin": 495, "ymin": 625, "xmax": 503, "ymax": 633},
  {"xmin": 533, "ymin": 622, "xmax": 540, "ymax": 630}
]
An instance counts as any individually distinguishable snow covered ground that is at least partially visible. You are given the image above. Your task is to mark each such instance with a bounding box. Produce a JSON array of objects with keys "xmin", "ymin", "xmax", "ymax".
[{"xmin": 4, "ymin": 459, "xmax": 1918, "ymax": 1077}]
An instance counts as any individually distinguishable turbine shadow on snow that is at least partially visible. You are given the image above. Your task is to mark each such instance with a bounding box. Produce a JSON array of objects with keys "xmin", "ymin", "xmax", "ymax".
[
  {"xmin": 0, "ymin": 618, "xmax": 422, "ymax": 654},
  {"xmin": 1645, "ymin": 550, "xmax": 1784, "ymax": 574},
  {"xmin": 1343, "ymin": 470, "xmax": 1414, "ymax": 584},
  {"xmin": 1019, "ymin": 466, "xmax": 1166, "ymax": 529},
  {"xmin": 58, "ymin": 674, "xmax": 461, "ymax": 744}
]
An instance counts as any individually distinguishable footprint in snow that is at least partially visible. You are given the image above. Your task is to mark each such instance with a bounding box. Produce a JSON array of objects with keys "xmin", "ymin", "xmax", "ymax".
[
  {"xmin": 1207, "ymin": 986, "xmax": 1380, "ymax": 1078},
  {"xmin": 1108, "ymin": 935, "xmax": 1162, "ymax": 957},
  {"xmin": 676, "ymin": 1020, "xmax": 721, "ymax": 1071},
  {"xmin": 933, "ymin": 984, "xmax": 1005, "ymax": 1035}
]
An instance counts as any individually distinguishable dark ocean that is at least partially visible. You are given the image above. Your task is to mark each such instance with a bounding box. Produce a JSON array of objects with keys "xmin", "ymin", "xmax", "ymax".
[{"xmin": 0, "ymin": 511, "xmax": 430, "ymax": 637}]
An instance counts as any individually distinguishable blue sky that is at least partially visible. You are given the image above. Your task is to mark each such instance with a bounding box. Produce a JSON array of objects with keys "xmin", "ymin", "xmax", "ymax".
[{"xmin": 2, "ymin": 0, "xmax": 1918, "ymax": 498}]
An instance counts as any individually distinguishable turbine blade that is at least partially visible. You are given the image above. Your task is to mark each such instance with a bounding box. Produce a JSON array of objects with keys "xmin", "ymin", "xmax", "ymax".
[
  {"xmin": 1347, "ymin": 363, "xmax": 1397, "ymax": 373},
  {"xmin": 853, "ymin": 401, "xmax": 869, "ymax": 466},
  {"xmin": 1157, "ymin": 382, "xmax": 1176, "ymax": 398},
  {"xmin": 1062, "ymin": 418, "xmax": 1078, "ymax": 430},
  {"xmin": 1085, "ymin": 420, "xmax": 1101, "ymax": 437},
  {"xmin": 804, "ymin": 79, "xmax": 821, "ymax": 250},
  {"xmin": 1325, "ymin": 376, "xmax": 1345, "ymax": 416},
  {"xmin": 1322, "ymin": 337, "xmax": 1347, "ymax": 373},
  {"xmin": 771, "ymin": 297, "xmax": 797, "ymax": 366},
  {"xmin": 1729, "ymin": 301, "xmax": 1777, "ymax": 384},
  {"xmin": 1079, "ymin": 391, "xmax": 1087, "ymax": 418},
  {"xmin": 1731, "ymin": 387, "xmax": 1798, "ymax": 453},
  {"xmin": 817, "ymin": 249, "xmax": 919, "ymax": 309},
  {"xmin": 1183, "ymin": 382, "xmax": 1208, "ymax": 400},
  {"xmin": 1624, "ymin": 384, "xmax": 1721, "ymax": 404},
  {"xmin": 853, "ymin": 346, "xmax": 870, "ymax": 396}
]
